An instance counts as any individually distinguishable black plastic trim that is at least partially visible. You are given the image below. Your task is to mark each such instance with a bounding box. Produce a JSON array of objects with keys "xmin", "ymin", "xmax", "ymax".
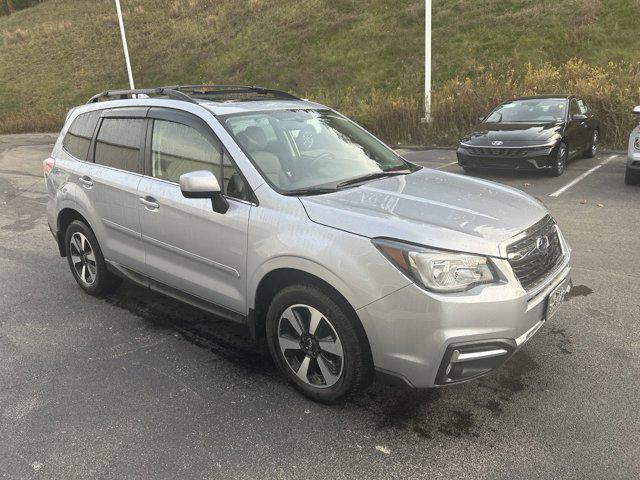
[{"xmin": 435, "ymin": 338, "xmax": 516, "ymax": 385}]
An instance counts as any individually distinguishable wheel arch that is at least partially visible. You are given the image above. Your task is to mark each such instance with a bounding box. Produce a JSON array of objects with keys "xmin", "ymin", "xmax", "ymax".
[
  {"xmin": 249, "ymin": 267, "xmax": 373, "ymax": 365},
  {"xmin": 56, "ymin": 207, "xmax": 96, "ymax": 257}
]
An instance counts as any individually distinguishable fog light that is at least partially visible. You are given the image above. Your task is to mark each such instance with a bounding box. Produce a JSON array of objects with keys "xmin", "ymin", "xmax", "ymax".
[{"xmin": 436, "ymin": 340, "xmax": 515, "ymax": 384}]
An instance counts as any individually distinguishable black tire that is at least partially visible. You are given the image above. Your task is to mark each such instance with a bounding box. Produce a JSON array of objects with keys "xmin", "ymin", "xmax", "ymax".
[
  {"xmin": 265, "ymin": 283, "xmax": 373, "ymax": 403},
  {"xmin": 64, "ymin": 220, "xmax": 122, "ymax": 295},
  {"xmin": 625, "ymin": 167, "xmax": 640, "ymax": 185},
  {"xmin": 550, "ymin": 142, "xmax": 568, "ymax": 177},
  {"xmin": 583, "ymin": 130, "xmax": 598, "ymax": 158}
]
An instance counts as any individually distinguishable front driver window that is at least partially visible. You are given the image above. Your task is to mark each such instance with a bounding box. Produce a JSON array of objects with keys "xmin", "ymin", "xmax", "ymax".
[
  {"xmin": 151, "ymin": 120, "xmax": 222, "ymax": 185},
  {"xmin": 151, "ymin": 119, "xmax": 250, "ymax": 201}
]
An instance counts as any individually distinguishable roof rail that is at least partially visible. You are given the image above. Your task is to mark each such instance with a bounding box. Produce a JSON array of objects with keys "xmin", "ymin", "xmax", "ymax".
[
  {"xmin": 87, "ymin": 88, "xmax": 198, "ymax": 104},
  {"xmin": 164, "ymin": 85, "xmax": 301, "ymax": 101}
]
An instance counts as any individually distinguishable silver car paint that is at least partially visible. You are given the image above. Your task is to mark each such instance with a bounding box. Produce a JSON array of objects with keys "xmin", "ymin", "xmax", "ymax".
[
  {"xmin": 628, "ymin": 123, "xmax": 640, "ymax": 173},
  {"xmin": 47, "ymin": 97, "xmax": 571, "ymax": 389},
  {"xmin": 300, "ymin": 168, "xmax": 549, "ymax": 258}
]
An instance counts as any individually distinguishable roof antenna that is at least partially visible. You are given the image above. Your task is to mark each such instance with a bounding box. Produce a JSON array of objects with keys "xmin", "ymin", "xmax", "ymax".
[{"xmin": 114, "ymin": 0, "xmax": 136, "ymax": 94}]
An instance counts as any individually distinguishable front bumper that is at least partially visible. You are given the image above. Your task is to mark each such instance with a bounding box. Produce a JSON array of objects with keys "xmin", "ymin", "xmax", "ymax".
[
  {"xmin": 457, "ymin": 145, "xmax": 557, "ymax": 171},
  {"xmin": 358, "ymin": 236, "xmax": 572, "ymax": 389}
]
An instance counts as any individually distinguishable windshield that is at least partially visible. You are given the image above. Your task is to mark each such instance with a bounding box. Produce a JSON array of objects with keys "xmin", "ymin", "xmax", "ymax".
[
  {"xmin": 221, "ymin": 109, "xmax": 412, "ymax": 193},
  {"xmin": 485, "ymin": 99, "xmax": 568, "ymax": 123}
]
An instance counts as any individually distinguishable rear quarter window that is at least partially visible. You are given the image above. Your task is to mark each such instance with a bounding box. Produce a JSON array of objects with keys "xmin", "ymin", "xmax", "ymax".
[{"xmin": 62, "ymin": 111, "xmax": 100, "ymax": 161}]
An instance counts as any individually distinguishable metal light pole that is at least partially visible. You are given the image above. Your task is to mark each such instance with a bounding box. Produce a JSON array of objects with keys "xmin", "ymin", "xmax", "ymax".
[
  {"xmin": 422, "ymin": 0, "xmax": 432, "ymax": 123},
  {"xmin": 114, "ymin": 0, "xmax": 135, "ymax": 90}
]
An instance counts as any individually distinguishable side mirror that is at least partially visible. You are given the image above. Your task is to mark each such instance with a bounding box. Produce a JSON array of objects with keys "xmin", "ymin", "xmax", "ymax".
[
  {"xmin": 571, "ymin": 113, "xmax": 588, "ymax": 122},
  {"xmin": 179, "ymin": 170, "xmax": 228, "ymax": 214},
  {"xmin": 478, "ymin": 116, "xmax": 485, "ymax": 123},
  {"xmin": 633, "ymin": 106, "xmax": 640, "ymax": 114}
]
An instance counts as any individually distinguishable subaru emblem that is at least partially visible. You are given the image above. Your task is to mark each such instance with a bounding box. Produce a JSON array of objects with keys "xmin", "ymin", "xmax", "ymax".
[{"xmin": 536, "ymin": 235, "xmax": 550, "ymax": 252}]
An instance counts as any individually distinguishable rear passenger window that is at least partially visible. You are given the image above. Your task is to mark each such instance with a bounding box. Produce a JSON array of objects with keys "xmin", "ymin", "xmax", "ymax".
[
  {"xmin": 94, "ymin": 118, "xmax": 145, "ymax": 172},
  {"xmin": 62, "ymin": 111, "xmax": 100, "ymax": 161},
  {"xmin": 151, "ymin": 120, "xmax": 222, "ymax": 185}
]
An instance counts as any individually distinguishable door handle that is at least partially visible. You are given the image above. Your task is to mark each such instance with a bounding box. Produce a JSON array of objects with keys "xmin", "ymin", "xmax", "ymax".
[
  {"xmin": 78, "ymin": 176, "xmax": 93, "ymax": 188},
  {"xmin": 139, "ymin": 196, "xmax": 160, "ymax": 211}
]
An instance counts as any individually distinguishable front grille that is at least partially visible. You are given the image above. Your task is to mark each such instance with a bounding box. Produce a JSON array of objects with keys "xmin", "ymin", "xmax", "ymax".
[
  {"xmin": 507, "ymin": 216, "xmax": 564, "ymax": 291},
  {"xmin": 465, "ymin": 146, "xmax": 530, "ymax": 157}
]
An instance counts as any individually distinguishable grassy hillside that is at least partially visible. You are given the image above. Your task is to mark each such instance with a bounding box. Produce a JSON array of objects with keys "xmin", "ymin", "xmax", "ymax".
[{"xmin": 1, "ymin": 0, "xmax": 640, "ymax": 148}]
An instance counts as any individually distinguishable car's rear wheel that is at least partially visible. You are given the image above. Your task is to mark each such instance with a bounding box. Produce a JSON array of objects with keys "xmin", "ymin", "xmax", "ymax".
[
  {"xmin": 584, "ymin": 130, "xmax": 598, "ymax": 158},
  {"xmin": 265, "ymin": 284, "xmax": 373, "ymax": 403},
  {"xmin": 550, "ymin": 142, "xmax": 568, "ymax": 176},
  {"xmin": 64, "ymin": 220, "xmax": 122, "ymax": 295},
  {"xmin": 625, "ymin": 167, "xmax": 640, "ymax": 185}
]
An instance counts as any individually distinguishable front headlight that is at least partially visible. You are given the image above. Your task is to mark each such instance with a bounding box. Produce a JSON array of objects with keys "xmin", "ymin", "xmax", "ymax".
[
  {"xmin": 373, "ymin": 238, "xmax": 499, "ymax": 293},
  {"xmin": 634, "ymin": 136, "xmax": 640, "ymax": 150}
]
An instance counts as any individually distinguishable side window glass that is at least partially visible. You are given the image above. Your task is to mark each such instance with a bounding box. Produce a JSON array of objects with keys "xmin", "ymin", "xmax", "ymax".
[
  {"xmin": 62, "ymin": 111, "xmax": 100, "ymax": 161},
  {"xmin": 223, "ymin": 150, "xmax": 250, "ymax": 202},
  {"xmin": 577, "ymin": 99, "xmax": 588, "ymax": 114},
  {"xmin": 569, "ymin": 100, "xmax": 580, "ymax": 117},
  {"xmin": 94, "ymin": 118, "xmax": 145, "ymax": 172},
  {"xmin": 151, "ymin": 120, "xmax": 222, "ymax": 185}
]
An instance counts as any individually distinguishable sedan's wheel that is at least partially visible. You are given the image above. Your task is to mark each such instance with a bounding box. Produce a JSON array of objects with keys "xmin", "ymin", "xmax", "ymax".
[
  {"xmin": 550, "ymin": 142, "xmax": 568, "ymax": 176},
  {"xmin": 584, "ymin": 130, "xmax": 598, "ymax": 158},
  {"xmin": 277, "ymin": 304, "xmax": 344, "ymax": 388},
  {"xmin": 65, "ymin": 220, "xmax": 122, "ymax": 296},
  {"xmin": 266, "ymin": 284, "xmax": 373, "ymax": 403}
]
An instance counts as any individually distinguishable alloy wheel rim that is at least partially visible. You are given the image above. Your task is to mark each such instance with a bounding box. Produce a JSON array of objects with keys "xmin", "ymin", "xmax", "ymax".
[
  {"xmin": 557, "ymin": 144, "xmax": 567, "ymax": 172},
  {"xmin": 592, "ymin": 131, "xmax": 598, "ymax": 155},
  {"xmin": 70, "ymin": 232, "xmax": 97, "ymax": 286},
  {"xmin": 277, "ymin": 304, "xmax": 344, "ymax": 388}
]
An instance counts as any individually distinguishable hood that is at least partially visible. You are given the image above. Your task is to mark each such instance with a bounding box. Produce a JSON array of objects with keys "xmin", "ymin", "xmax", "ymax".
[
  {"xmin": 299, "ymin": 169, "xmax": 548, "ymax": 258},
  {"xmin": 461, "ymin": 122, "xmax": 563, "ymax": 146}
]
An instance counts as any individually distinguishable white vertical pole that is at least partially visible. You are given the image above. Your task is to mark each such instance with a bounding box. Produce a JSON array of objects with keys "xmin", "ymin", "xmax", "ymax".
[
  {"xmin": 114, "ymin": 0, "xmax": 135, "ymax": 90},
  {"xmin": 423, "ymin": 0, "xmax": 432, "ymax": 122}
]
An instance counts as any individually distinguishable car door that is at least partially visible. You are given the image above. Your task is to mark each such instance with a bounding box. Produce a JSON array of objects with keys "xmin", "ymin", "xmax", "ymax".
[
  {"xmin": 87, "ymin": 108, "xmax": 147, "ymax": 273},
  {"xmin": 565, "ymin": 98, "xmax": 589, "ymax": 156},
  {"xmin": 137, "ymin": 108, "xmax": 253, "ymax": 315}
]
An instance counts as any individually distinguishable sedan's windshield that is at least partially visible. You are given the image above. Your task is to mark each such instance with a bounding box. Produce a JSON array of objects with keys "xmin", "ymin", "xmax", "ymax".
[
  {"xmin": 485, "ymin": 99, "xmax": 568, "ymax": 123},
  {"xmin": 221, "ymin": 109, "xmax": 413, "ymax": 193}
]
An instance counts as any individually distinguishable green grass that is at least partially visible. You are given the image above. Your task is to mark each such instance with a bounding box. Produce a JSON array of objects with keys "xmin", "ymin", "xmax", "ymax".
[{"xmin": 1, "ymin": 0, "xmax": 639, "ymax": 147}]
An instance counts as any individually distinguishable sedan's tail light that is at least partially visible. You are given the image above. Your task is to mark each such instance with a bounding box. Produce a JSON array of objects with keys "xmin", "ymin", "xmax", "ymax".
[{"xmin": 43, "ymin": 157, "xmax": 54, "ymax": 178}]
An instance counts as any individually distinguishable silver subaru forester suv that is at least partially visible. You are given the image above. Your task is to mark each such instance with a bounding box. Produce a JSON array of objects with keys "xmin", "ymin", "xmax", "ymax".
[{"xmin": 44, "ymin": 86, "xmax": 572, "ymax": 403}]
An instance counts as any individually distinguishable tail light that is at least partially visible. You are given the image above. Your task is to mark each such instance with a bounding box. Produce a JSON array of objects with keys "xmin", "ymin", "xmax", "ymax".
[{"xmin": 43, "ymin": 157, "xmax": 54, "ymax": 178}]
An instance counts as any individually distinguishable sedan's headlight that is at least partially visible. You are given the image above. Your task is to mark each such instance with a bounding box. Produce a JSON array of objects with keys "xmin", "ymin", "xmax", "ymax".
[
  {"xmin": 634, "ymin": 136, "xmax": 640, "ymax": 150},
  {"xmin": 373, "ymin": 238, "xmax": 499, "ymax": 293}
]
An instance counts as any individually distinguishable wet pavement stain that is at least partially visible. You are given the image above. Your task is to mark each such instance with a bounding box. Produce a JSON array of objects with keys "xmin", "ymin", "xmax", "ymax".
[
  {"xmin": 548, "ymin": 327, "xmax": 572, "ymax": 354},
  {"xmin": 566, "ymin": 284, "xmax": 593, "ymax": 300},
  {"xmin": 103, "ymin": 282, "xmax": 281, "ymax": 381}
]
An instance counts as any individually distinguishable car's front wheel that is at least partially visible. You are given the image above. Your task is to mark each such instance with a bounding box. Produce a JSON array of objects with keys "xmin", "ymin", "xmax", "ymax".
[
  {"xmin": 64, "ymin": 220, "xmax": 122, "ymax": 295},
  {"xmin": 266, "ymin": 284, "xmax": 373, "ymax": 403},
  {"xmin": 550, "ymin": 142, "xmax": 568, "ymax": 176}
]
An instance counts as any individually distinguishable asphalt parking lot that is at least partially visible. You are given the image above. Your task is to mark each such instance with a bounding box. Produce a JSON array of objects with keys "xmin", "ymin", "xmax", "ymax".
[{"xmin": 1, "ymin": 133, "xmax": 639, "ymax": 479}]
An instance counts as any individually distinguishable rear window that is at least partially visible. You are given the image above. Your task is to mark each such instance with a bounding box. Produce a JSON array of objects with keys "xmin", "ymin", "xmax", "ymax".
[
  {"xmin": 94, "ymin": 118, "xmax": 145, "ymax": 173},
  {"xmin": 62, "ymin": 111, "xmax": 100, "ymax": 161}
]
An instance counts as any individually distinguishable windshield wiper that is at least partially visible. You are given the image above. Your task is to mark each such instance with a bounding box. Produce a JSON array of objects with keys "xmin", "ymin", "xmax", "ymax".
[
  {"xmin": 336, "ymin": 169, "xmax": 411, "ymax": 189},
  {"xmin": 282, "ymin": 187, "xmax": 339, "ymax": 196}
]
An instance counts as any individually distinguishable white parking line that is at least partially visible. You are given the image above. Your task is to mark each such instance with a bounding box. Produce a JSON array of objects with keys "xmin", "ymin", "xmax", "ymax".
[
  {"xmin": 548, "ymin": 155, "xmax": 618, "ymax": 197},
  {"xmin": 435, "ymin": 161, "xmax": 459, "ymax": 170}
]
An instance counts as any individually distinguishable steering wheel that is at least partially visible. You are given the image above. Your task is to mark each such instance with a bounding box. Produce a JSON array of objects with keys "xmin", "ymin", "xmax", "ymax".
[
  {"xmin": 297, "ymin": 126, "xmax": 316, "ymax": 150},
  {"xmin": 293, "ymin": 151, "xmax": 336, "ymax": 179}
]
